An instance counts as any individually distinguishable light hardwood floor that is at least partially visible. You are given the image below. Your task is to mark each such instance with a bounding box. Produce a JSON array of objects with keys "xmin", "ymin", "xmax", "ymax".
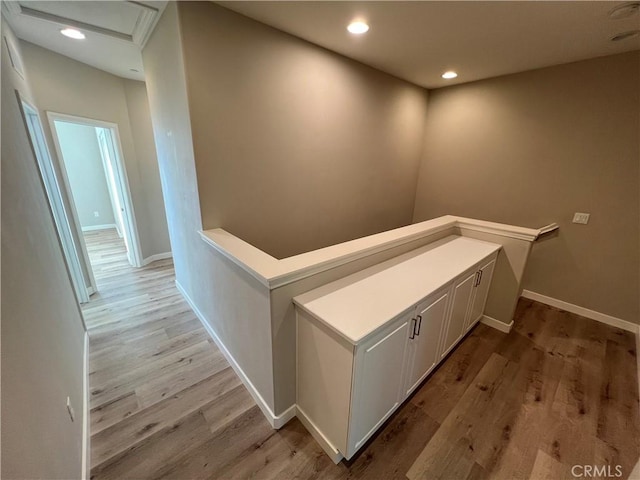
[{"xmin": 83, "ymin": 229, "xmax": 639, "ymax": 480}]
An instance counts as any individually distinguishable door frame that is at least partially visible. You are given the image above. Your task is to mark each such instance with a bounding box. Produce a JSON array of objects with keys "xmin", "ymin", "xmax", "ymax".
[
  {"xmin": 47, "ymin": 111, "xmax": 144, "ymax": 269},
  {"xmin": 16, "ymin": 94, "xmax": 91, "ymax": 304}
]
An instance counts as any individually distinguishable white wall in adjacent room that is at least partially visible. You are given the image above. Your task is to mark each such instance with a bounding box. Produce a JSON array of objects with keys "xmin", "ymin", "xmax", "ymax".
[{"xmin": 55, "ymin": 121, "xmax": 116, "ymax": 228}]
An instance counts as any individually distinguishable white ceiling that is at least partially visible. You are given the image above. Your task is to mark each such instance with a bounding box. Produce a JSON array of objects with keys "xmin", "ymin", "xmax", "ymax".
[
  {"xmin": 2, "ymin": 1, "xmax": 167, "ymax": 81},
  {"xmin": 219, "ymin": 1, "xmax": 640, "ymax": 88},
  {"xmin": 3, "ymin": 1, "xmax": 639, "ymax": 87}
]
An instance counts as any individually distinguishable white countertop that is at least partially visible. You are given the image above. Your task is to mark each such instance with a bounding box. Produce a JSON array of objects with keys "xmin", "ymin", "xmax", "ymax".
[{"xmin": 293, "ymin": 235, "xmax": 501, "ymax": 344}]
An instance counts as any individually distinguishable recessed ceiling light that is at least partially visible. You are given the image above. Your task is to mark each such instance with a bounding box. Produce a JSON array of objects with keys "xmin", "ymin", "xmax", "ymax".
[
  {"xmin": 347, "ymin": 21, "xmax": 369, "ymax": 35},
  {"xmin": 442, "ymin": 71, "xmax": 458, "ymax": 79},
  {"xmin": 610, "ymin": 30, "xmax": 640, "ymax": 41},
  {"xmin": 609, "ymin": 2, "xmax": 640, "ymax": 19},
  {"xmin": 60, "ymin": 28, "xmax": 85, "ymax": 40}
]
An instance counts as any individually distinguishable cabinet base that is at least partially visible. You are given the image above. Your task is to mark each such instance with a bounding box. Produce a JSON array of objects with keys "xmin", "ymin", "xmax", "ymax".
[{"xmin": 296, "ymin": 406, "xmax": 344, "ymax": 464}]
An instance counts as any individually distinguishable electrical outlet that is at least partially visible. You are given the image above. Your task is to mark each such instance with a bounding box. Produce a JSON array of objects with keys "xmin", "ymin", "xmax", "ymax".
[
  {"xmin": 66, "ymin": 396, "xmax": 75, "ymax": 422},
  {"xmin": 572, "ymin": 212, "xmax": 590, "ymax": 225},
  {"xmin": 94, "ymin": 211, "xmax": 100, "ymax": 218}
]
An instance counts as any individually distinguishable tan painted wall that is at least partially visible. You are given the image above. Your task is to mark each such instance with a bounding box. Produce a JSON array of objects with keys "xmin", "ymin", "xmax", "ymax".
[
  {"xmin": 178, "ymin": 2, "xmax": 429, "ymax": 259},
  {"xmin": 1, "ymin": 18, "xmax": 86, "ymax": 479},
  {"xmin": 413, "ymin": 52, "xmax": 640, "ymax": 324},
  {"xmin": 142, "ymin": 2, "xmax": 276, "ymax": 411},
  {"xmin": 20, "ymin": 42, "xmax": 171, "ymax": 260},
  {"xmin": 123, "ymin": 79, "xmax": 171, "ymax": 255},
  {"xmin": 145, "ymin": 3, "xmax": 639, "ymax": 422}
]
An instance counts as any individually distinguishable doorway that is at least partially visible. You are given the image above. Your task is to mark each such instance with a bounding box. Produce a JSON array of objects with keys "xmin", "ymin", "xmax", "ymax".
[
  {"xmin": 17, "ymin": 95, "xmax": 143, "ymax": 303},
  {"xmin": 17, "ymin": 95, "xmax": 93, "ymax": 303},
  {"xmin": 47, "ymin": 112, "xmax": 143, "ymax": 292}
]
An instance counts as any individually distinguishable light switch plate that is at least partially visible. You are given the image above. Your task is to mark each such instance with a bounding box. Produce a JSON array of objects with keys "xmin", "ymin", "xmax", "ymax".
[{"xmin": 572, "ymin": 212, "xmax": 590, "ymax": 224}]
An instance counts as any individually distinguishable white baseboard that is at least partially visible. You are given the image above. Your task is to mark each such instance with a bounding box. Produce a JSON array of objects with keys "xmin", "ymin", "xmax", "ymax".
[
  {"xmin": 522, "ymin": 290, "xmax": 640, "ymax": 409},
  {"xmin": 481, "ymin": 315, "xmax": 513, "ymax": 333},
  {"xmin": 142, "ymin": 252, "xmax": 172, "ymax": 266},
  {"xmin": 81, "ymin": 224, "xmax": 117, "ymax": 232},
  {"xmin": 175, "ymin": 280, "xmax": 294, "ymax": 429},
  {"xmin": 82, "ymin": 331, "xmax": 90, "ymax": 480},
  {"xmin": 521, "ymin": 290, "xmax": 638, "ymax": 333},
  {"xmin": 296, "ymin": 405, "xmax": 343, "ymax": 464},
  {"xmin": 275, "ymin": 404, "xmax": 297, "ymax": 429}
]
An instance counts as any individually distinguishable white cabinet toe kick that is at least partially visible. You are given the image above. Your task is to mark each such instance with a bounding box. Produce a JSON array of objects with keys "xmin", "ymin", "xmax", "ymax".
[{"xmin": 293, "ymin": 235, "xmax": 500, "ymax": 462}]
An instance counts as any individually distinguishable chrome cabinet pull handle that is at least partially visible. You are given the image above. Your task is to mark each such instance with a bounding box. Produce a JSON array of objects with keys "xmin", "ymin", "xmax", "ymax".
[
  {"xmin": 410, "ymin": 318, "xmax": 417, "ymax": 339},
  {"xmin": 416, "ymin": 315, "xmax": 422, "ymax": 335}
]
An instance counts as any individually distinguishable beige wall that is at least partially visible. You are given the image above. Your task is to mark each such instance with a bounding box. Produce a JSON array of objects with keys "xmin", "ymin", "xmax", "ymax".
[
  {"xmin": 123, "ymin": 79, "xmax": 171, "ymax": 255},
  {"xmin": 413, "ymin": 52, "xmax": 640, "ymax": 324},
  {"xmin": 145, "ymin": 3, "xmax": 639, "ymax": 421},
  {"xmin": 1, "ymin": 18, "xmax": 86, "ymax": 479},
  {"xmin": 144, "ymin": 1, "xmax": 432, "ymax": 417},
  {"xmin": 178, "ymin": 2, "xmax": 428, "ymax": 259},
  {"xmin": 20, "ymin": 42, "xmax": 171, "ymax": 260},
  {"xmin": 142, "ymin": 2, "xmax": 276, "ymax": 412}
]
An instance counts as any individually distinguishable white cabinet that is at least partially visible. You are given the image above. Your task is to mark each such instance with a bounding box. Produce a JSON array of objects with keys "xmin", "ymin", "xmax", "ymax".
[
  {"xmin": 440, "ymin": 258, "xmax": 497, "ymax": 358},
  {"xmin": 466, "ymin": 258, "xmax": 496, "ymax": 332},
  {"xmin": 403, "ymin": 288, "xmax": 449, "ymax": 397},
  {"xmin": 295, "ymin": 307, "xmax": 414, "ymax": 461},
  {"xmin": 293, "ymin": 236, "xmax": 500, "ymax": 463},
  {"xmin": 439, "ymin": 270, "xmax": 476, "ymax": 359},
  {"xmin": 349, "ymin": 313, "xmax": 411, "ymax": 456}
]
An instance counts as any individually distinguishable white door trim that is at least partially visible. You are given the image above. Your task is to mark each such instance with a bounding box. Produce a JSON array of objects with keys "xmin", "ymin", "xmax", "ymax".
[
  {"xmin": 47, "ymin": 111, "xmax": 144, "ymax": 268},
  {"xmin": 16, "ymin": 95, "xmax": 91, "ymax": 304}
]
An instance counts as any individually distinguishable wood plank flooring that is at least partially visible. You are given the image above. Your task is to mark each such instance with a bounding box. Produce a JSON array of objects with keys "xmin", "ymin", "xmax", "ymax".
[{"xmin": 83, "ymin": 229, "xmax": 639, "ymax": 479}]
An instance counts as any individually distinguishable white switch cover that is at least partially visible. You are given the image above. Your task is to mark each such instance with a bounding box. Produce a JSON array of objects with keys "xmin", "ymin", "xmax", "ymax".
[
  {"xmin": 573, "ymin": 212, "xmax": 590, "ymax": 224},
  {"xmin": 94, "ymin": 211, "xmax": 100, "ymax": 217}
]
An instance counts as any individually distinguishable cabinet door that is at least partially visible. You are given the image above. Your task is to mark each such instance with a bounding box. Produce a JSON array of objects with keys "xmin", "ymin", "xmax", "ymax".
[
  {"xmin": 404, "ymin": 290, "xmax": 449, "ymax": 397},
  {"xmin": 440, "ymin": 271, "xmax": 475, "ymax": 359},
  {"xmin": 347, "ymin": 313, "xmax": 410, "ymax": 458},
  {"xmin": 466, "ymin": 258, "xmax": 496, "ymax": 332}
]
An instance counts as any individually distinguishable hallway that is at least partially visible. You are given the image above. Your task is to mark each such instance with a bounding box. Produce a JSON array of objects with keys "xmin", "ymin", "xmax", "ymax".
[
  {"xmin": 82, "ymin": 230, "xmax": 639, "ymax": 479},
  {"xmin": 83, "ymin": 228, "xmax": 130, "ymax": 282},
  {"xmin": 82, "ymin": 229, "xmax": 258, "ymax": 476}
]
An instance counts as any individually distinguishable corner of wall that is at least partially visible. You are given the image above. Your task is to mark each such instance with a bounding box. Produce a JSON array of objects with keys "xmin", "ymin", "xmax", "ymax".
[{"xmin": 410, "ymin": 86, "xmax": 431, "ymax": 224}]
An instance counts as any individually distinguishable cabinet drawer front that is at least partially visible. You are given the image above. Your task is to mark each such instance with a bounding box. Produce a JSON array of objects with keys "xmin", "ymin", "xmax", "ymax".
[{"xmin": 347, "ymin": 317, "xmax": 409, "ymax": 457}]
